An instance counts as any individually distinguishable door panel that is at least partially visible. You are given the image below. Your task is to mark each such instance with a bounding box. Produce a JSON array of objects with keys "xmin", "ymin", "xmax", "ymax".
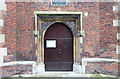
[{"xmin": 44, "ymin": 23, "xmax": 73, "ymax": 71}]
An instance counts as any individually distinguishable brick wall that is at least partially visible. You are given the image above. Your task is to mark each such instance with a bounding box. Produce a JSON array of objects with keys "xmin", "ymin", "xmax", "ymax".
[
  {"xmin": 3, "ymin": 2, "xmax": 17, "ymax": 62},
  {"xmin": 82, "ymin": 2, "xmax": 118, "ymax": 59},
  {"xmin": 1, "ymin": 65, "xmax": 32, "ymax": 77},
  {"xmin": 86, "ymin": 62, "xmax": 118, "ymax": 76},
  {"xmin": 3, "ymin": 2, "xmax": 104, "ymax": 61},
  {"xmin": 0, "ymin": 0, "xmax": 7, "ymax": 78},
  {"xmin": 99, "ymin": 2, "xmax": 118, "ymax": 59},
  {"xmin": 1, "ymin": 1, "xmax": 119, "ymax": 77}
]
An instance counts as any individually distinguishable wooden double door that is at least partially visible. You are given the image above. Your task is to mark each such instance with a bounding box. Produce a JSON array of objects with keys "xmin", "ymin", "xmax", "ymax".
[{"xmin": 44, "ymin": 23, "xmax": 73, "ymax": 71}]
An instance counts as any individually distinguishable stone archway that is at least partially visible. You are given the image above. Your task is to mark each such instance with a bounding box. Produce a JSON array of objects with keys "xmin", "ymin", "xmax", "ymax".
[{"xmin": 34, "ymin": 11, "xmax": 83, "ymax": 73}]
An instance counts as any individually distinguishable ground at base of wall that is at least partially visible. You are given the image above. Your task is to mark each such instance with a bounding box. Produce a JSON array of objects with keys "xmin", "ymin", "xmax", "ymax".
[{"xmin": 7, "ymin": 72, "xmax": 118, "ymax": 78}]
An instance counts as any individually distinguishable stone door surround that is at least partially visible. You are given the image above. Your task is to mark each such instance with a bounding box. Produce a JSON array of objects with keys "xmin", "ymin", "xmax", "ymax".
[{"xmin": 34, "ymin": 11, "xmax": 83, "ymax": 72}]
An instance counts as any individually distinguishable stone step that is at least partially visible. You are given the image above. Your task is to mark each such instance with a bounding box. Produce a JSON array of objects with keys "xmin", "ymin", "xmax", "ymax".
[
  {"xmin": 9, "ymin": 72, "xmax": 117, "ymax": 77},
  {"xmin": 10, "ymin": 72, "xmax": 91, "ymax": 77}
]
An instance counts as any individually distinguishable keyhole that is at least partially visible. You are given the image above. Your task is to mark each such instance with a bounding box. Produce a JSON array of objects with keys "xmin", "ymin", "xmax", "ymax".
[{"xmin": 59, "ymin": 52, "xmax": 62, "ymax": 54}]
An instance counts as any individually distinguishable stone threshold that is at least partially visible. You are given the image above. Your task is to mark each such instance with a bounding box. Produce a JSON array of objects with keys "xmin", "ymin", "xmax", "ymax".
[
  {"xmin": 10, "ymin": 72, "xmax": 91, "ymax": 77},
  {"xmin": 9, "ymin": 72, "xmax": 117, "ymax": 77}
]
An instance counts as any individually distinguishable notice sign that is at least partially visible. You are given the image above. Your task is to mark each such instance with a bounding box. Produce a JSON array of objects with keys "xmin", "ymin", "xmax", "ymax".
[{"xmin": 46, "ymin": 40, "xmax": 56, "ymax": 48}]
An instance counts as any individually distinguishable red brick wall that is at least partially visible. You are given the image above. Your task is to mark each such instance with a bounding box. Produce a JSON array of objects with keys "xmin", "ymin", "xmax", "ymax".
[
  {"xmin": 82, "ymin": 2, "xmax": 118, "ymax": 59},
  {"xmin": 1, "ymin": 65, "xmax": 32, "ymax": 77},
  {"xmin": 98, "ymin": 2, "xmax": 118, "ymax": 59},
  {"xmin": 3, "ymin": 2, "xmax": 17, "ymax": 62},
  {"xmin": 3, "ymin": 2, "xmax": 104, "ymax": 61},
  {"xmin": 2, "ymin": 2, "xmax": 118, "ymax": 76},
  {"xmin": 86, "ymin": 62, "xmax": 119, "ymax": 76}
]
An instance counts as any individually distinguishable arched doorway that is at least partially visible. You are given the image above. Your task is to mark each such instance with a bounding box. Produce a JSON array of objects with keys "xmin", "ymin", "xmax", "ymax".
[{"xmin": 44, "ymin": 23, "xmax": 73, "ymax": 71}]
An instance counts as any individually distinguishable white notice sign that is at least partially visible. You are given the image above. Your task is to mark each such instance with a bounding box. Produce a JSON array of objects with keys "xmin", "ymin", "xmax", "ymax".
[{"xmin": 46, "ymin": 40, "xmax": 56, "ymax": 48}]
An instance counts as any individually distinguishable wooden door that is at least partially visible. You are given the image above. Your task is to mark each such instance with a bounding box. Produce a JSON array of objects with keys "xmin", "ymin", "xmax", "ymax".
[{"xmin": 44, "ymin": 23, "xmax": 73, "ymax": 71}]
